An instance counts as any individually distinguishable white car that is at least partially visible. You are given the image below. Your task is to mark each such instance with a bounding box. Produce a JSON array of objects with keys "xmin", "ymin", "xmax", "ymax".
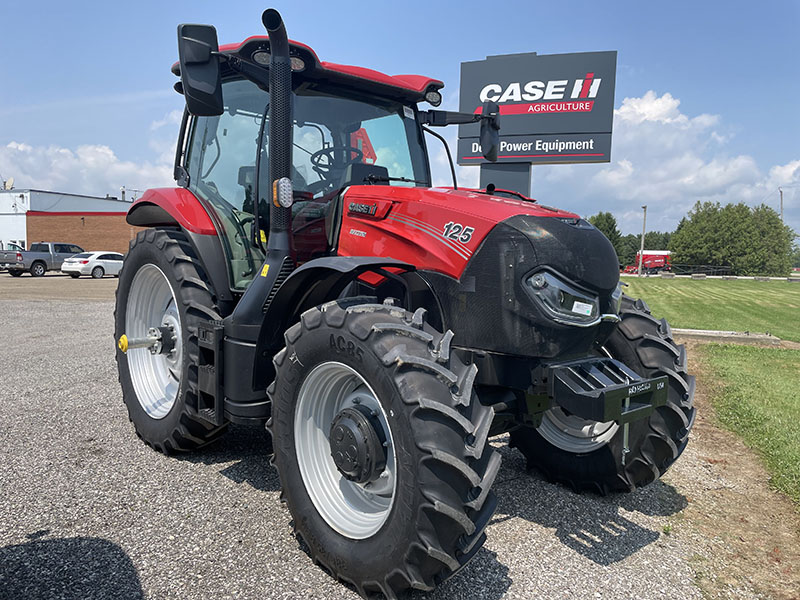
[{"xmin": 61, "ymin": 251, "xmax": 124, "ymax": 279}]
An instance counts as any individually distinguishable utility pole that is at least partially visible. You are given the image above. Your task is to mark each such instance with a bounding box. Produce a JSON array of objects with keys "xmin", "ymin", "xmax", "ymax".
[
  {"xmin": 637, "ymin": 205, "xmax": 647, "ymax": 277},
  {"xmin": 779, "ymin": 187, "xmax": 784, "ymax": 223}
]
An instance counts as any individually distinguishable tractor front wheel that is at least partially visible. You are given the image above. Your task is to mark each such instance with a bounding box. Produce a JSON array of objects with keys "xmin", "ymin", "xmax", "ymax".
[
  {"xmin": 510, "ymin": 295, "xmax": 696, "ymax": 493},
  {"xmin": 269, "ymin": 299, "xmax": 500, "ymax": 597},
  {"xmin": 114, "ymin": 228, "xmax": 226, "ymax": 453}
]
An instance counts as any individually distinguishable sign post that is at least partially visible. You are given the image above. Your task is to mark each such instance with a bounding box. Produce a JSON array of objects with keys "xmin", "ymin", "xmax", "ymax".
[{"xmin": 458, "ymin": 50, "xmax": 617, "ymax": 195}]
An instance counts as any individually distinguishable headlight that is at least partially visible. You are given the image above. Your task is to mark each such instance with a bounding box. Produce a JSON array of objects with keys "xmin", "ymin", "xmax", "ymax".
[{"xmin": 526, "ymin": 271, "xmax": 600, "ymax": 325}]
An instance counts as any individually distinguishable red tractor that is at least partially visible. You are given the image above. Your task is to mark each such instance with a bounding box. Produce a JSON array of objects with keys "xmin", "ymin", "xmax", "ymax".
[{"xmin": 115, "ymin": 10, "xmax": 695, "ymax": 598}]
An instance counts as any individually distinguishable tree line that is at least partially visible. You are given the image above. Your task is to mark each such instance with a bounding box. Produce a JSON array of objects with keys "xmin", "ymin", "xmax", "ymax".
[{"xmin": 588, "ymin": 202, "xmax": 797, "ymax": 276}]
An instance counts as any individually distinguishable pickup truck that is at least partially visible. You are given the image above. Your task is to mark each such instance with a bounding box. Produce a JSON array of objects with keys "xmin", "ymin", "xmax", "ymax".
[
  {"xmin": 2, "ymin": 242, "xmax": 85, "ymax": 277},
  {"xmin": 0, "ymin": 242, "xmax": 25, "ymax": 271}
]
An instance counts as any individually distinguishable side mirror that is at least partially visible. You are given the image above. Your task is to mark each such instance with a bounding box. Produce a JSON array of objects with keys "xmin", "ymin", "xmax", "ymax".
[
  {"xmin": 479, "ymin": 101, "xmax": 500, "ymax": 162},
  {"xmin": 177, "ymin": 24, "xmax": 224, "ymax": 116}
]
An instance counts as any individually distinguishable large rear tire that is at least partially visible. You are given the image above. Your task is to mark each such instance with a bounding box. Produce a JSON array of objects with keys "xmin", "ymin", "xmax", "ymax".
[
  {"xmin": 115, "ymin": 228, "xmax": 226, "ymax": 453},
  {"xmin": 510, "ymin": 295, "xmax": 696, "ymax": 493},
  {"xmin": 269, "ymin": 299, "xmax": 500, "ymax": 598}
]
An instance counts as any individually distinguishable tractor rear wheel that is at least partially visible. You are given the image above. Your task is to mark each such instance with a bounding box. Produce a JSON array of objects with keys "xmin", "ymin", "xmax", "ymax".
[
  {"xmin": 510, "ymin": 295, "xmax": 696, "ymax": 494},
  {"xmin": 269, "ymin": 299, "xmax": 500, "ymax": 598},
  {"xmin": 115, "ymin": 228, "xmax": 226, "ymax": 453}
]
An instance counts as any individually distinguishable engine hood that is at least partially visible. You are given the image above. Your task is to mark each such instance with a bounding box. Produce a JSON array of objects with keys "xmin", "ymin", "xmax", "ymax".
[
  {"xmin": 338, "ymin": 185, "xmax": 599, "ymax": 281},
  {"xmin": 344, "ymin": 185, "xmax": 579, "ymax": 223}
]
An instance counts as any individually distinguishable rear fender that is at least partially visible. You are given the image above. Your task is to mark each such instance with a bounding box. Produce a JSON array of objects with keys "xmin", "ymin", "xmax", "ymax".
[
  {"xmin": 126, "ymin": 188, "xmax": 235, "ymax": 308},
  {"xmin": 126, "ymin": 188, "xmax": 217, "ymax": 235}
]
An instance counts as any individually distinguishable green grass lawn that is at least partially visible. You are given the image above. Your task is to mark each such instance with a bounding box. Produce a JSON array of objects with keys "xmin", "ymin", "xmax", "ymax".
[
  {"xmin": 623, "ymin": 277, "xmax": 800, "ymax": 342},
  {"xmin": 700, "ymin": 344, "xmax": 800, "ymax": 505}
]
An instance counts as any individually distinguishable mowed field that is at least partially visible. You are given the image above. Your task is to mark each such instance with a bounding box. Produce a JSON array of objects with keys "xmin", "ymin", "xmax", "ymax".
[{"xmin": 623, "ymin": 277, "xmax": 800, "ymax": 342}]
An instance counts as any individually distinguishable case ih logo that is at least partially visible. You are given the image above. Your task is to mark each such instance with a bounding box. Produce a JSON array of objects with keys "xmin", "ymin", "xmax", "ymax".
[
  {"xmin": 477, "ymin": 73, "xmax": 601, "ymax": 115},
  {"xmin": 348, "ymin": 202, "xmax": 378, "ymax": 216}
]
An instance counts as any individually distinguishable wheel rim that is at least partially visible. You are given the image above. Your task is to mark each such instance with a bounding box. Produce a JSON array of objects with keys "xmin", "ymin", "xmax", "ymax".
[
  {"xmin": 33, "ymin": 264, "xmax": 44, "ymax": 276},
  {"xmin": 537, "ymin": 408, "xmax": 618, "ymax": 453},
  {"xmin": 295, "ymin": 362, "xmax": 396, "ymax": 539},
  {"xmin": 125, "ymin": 264, "xmax": 183, "ymax": 419}
]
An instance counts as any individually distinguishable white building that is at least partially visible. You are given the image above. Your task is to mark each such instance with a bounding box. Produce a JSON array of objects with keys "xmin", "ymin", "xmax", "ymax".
[
  {"xmin": 0, "ymin": 189, "xmax": 134, "ymax": 253},
  {"xmin": 0, "ymin": 190, "xmax": 29, "ymax": 249}
]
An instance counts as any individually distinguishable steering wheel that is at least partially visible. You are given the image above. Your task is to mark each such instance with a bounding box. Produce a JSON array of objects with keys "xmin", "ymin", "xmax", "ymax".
[{"xmin": 310, "ymin": 145, "xmax": 364, "ymax": 178}]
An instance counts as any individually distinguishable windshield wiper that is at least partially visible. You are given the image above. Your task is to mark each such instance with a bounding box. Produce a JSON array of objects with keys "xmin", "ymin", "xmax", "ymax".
[{"xmin": 365, "ymin": 174, "xmax": 428, "ymax": 185}]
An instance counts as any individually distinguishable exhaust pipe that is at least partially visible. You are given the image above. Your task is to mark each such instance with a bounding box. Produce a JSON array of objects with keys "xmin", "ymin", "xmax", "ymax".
[
  {"xmin": 262, "ymin": 8, "xmax": 292, "ymax": 250},
  {"xmin": 228, "ymin": 9, "xmax": 294, "ymax": 332}
]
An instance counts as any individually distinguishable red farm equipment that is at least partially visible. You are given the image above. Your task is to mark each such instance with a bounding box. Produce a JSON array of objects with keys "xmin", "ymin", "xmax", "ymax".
[
  {"xmin": 114, "ymin": 9, "xmax": 695, "ymax": 598},
  {"xmin": 623, "ymin": 250, "xmax": 672, "ymax": 274}
]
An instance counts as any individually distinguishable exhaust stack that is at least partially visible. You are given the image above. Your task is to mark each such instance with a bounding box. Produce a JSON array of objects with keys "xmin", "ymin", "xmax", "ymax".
[
  {"xmin": 228, "ymin": 8, "xmax": 294, "ymax": 330},
  {"xmin": 262, "ymin": 8, "xmax": 293, "ymax": 249}
]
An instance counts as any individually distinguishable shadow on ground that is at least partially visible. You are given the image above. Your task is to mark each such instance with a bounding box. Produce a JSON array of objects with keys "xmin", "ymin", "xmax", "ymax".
[
  {"xmin": 491, "ymin": 440, "xmax": 688, "ymax": 566},
  {"xmin": 174, "ymin": 428, "xmax": 687, "ymax": 595},
  {"xmin": 176, "ymin": 423, "xmax": 280, "ymax": 493},
  {"xmin": 0, "ymin": 534, "xmax": 144, "ymax": 600}
]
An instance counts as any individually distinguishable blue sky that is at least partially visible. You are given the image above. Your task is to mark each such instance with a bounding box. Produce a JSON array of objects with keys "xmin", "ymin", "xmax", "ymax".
[{"xmin": 1, "ymin": 0, "xmax": 798, "ymax": 234}]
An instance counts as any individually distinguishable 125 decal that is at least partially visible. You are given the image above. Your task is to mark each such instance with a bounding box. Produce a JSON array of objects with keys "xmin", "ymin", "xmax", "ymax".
[{"xmin": 443, "ymin": 222, "xmax": 475, "ymax": 243}]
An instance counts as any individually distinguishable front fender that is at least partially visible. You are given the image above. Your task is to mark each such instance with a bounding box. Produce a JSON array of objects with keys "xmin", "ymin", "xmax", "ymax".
[{"xmin": 247, "ymin": 257, "xmax": 415, "ymax": 392}]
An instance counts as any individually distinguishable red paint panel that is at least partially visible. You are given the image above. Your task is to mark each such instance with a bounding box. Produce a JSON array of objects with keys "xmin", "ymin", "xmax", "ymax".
[
  {"xmin": 337, "ymin": 186, "xmax": 578, "ymax": 279},
  {"xmin": 320, "ymin": 62, "xmax": 442, "ymax": 93},
  {"xmin": 129, "ymin": 188, "xmax": 217, "ymax": 236}
]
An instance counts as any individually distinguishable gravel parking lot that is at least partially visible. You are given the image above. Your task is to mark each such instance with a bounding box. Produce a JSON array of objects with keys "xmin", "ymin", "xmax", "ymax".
[{"xmin": 1, "ymin": 275, "xmax": 796, "ymax": 599}]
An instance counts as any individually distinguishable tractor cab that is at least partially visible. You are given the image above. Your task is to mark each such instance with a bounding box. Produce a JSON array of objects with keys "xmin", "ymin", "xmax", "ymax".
[
  {"xmin": 180, "ymin": 72, "xmax": 432, "ymax": 288},
  {"xmin": 170, "ymin": 32, "xmax": 490, "ymax": 291}
]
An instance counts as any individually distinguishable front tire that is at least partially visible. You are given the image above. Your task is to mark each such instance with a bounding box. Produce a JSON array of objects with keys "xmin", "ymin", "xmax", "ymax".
[
  {"xmin": 115, "ymin": 228, "xmax": 226, "ymax": 453},
  {"xmin": 91, "ymin": 266, "xmax": 105, "ymax": 279},
  {"xmin": 269, "ymin": 299, "xmax": 499, "ymax": 598},
  {"xmin": 510, "ymin": 296, "xmax": 696, "ymax": 493}
]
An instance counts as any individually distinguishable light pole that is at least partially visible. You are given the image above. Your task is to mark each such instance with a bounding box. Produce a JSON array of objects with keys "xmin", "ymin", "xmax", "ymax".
[
  {"xmin": 637, "ymin": 205, "xmax": 647, "ymax": 277},
  {"xmin": 779, "ymin": 187, "xmax": 784, "ymax": 223}
]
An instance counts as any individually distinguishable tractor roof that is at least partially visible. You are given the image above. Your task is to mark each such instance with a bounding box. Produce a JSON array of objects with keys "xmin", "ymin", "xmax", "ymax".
[{"xmin": 171, "ymin": 36, "xmax": 444, "ymax": 104}]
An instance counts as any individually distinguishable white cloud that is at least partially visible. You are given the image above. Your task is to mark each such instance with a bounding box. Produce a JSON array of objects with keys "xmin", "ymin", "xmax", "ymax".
[
  {"xmin": 149, "ymin": 109, "xmax": 183, "ymax": 132},
  {"xmin": 0, "ymin": 141, "xmax": 172, "ymax": 197},
  {"xmin": 0, "ymin": 109, "xmax": 182, "ymax": 197},
  {"xmin": 427, "ymin": 90, "xmax": 800, "ymax": 235}
]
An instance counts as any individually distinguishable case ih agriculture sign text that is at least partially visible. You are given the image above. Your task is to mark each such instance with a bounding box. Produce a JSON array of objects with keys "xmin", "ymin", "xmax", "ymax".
[{"xmin": 457, "ymin": 51, "xmax": 617, "ymax": 165}]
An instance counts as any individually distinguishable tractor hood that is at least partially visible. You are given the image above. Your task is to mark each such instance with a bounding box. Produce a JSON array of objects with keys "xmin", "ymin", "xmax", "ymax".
[{"xmin": 338, "ymin": 184, "xmax": 612, "ymax": 285}]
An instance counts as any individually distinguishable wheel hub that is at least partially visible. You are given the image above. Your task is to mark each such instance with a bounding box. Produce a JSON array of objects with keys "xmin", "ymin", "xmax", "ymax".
[{"xmin": 329, "ymin": 405, "xmax": 386, "ymax": 484}]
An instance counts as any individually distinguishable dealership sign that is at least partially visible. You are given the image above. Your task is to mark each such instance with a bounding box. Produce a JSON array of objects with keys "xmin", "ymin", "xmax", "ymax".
[{"xmin": 457, "ymin": 51, "xmax": 617, "ymax": 165}]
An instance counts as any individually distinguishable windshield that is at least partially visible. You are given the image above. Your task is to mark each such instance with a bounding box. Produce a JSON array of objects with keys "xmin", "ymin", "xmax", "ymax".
[
  {"xmin": 185, "ymin": 79, "xmax": 430, "ymax": 290},
  {"xmin": 286, "ymin": 87, "xmax": 430, "ymax": 196}
]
